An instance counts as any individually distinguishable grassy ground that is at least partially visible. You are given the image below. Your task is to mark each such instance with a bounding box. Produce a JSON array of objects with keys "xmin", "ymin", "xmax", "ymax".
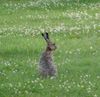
[{"xmin": 0, "ymin": 0, "xmax": 100, "ymax": 97}]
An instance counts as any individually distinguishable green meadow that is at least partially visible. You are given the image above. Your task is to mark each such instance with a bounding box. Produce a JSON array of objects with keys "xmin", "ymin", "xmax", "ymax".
[{"xmin": 0, "ymin": 0, "xmax": 100, "ymax": 97}]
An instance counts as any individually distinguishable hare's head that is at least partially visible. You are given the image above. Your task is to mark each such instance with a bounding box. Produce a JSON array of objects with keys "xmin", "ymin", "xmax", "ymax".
[{"xmin": 42, "ymin": 32, "xmax": 57, "ymax": 51}]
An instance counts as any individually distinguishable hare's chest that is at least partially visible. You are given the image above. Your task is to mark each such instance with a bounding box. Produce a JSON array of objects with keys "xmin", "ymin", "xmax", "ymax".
[{"xmin": 40, "ymin": 53, "xmax": 53, "ymax": 65}]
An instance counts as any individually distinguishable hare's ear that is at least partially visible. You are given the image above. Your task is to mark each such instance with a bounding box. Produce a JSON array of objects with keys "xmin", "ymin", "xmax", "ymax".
[
  {"xmin": 45, "ymin": 32, "xmax": 49, "ymax": 40},
  {"xmin": 41, "ymin": 33, "xmax": 48, "ymax": 42},
  {"xmin": 41, "ymin": 33, "xmax": 44, "ymax": 38}
]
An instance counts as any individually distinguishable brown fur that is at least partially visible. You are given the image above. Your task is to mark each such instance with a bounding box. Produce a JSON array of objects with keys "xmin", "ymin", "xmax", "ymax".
[{"xmin": 39, "ymin": 33, "xmax": 57, "ymax": 77}]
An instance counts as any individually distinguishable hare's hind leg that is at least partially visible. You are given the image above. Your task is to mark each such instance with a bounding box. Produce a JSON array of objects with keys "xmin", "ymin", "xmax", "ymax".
[{"xmin": 49, "ymin": 66, "xmax": 57, "ymax": 76}]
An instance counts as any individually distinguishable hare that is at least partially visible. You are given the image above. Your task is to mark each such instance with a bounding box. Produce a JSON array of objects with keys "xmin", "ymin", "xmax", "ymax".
[{"xmin": 39, "ymin": 32, "xmax": 57, "ymax": 77}]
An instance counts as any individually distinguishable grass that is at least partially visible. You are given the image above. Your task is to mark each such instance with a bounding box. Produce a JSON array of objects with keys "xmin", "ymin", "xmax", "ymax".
[{"xmin": 0, "ymin": 0, "xmax": 100, "ymax": 97}]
